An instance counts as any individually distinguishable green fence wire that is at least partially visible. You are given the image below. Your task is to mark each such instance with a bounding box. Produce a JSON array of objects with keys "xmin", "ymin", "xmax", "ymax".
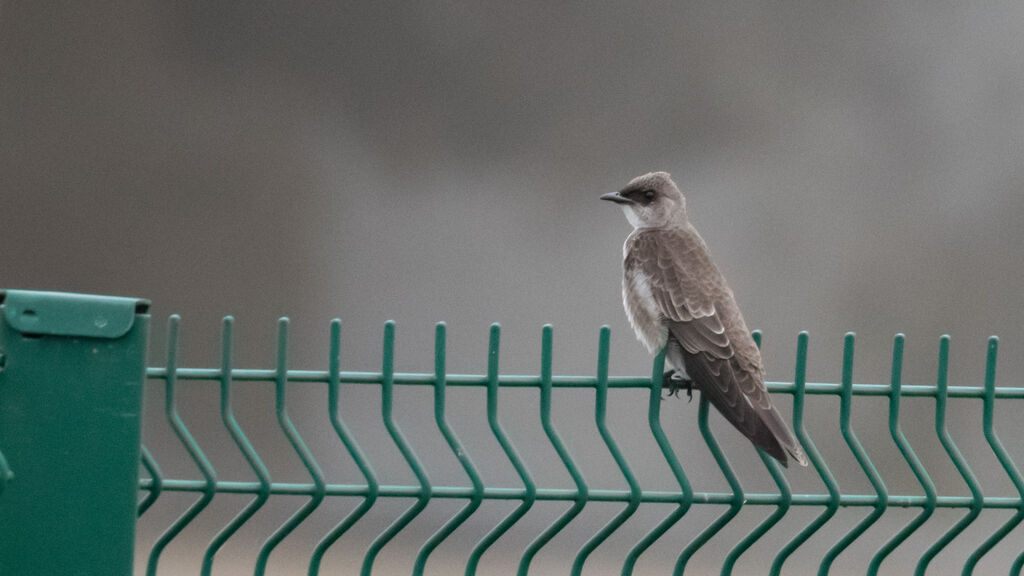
[{"xmin": 133, "ymin": 316, "xmax": 1024, "ymax": 576}]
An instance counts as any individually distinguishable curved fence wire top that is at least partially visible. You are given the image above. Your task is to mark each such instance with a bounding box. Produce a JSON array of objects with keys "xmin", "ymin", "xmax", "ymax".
[{"xmin": 137, "ymin": 316, "xmax": 1024, "ymax": 576}]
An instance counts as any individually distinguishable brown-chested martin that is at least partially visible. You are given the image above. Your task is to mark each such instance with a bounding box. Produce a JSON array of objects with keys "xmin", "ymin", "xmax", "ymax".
[{"xmin": 602, "ymin": 172, "xmax": 808, "ymax": 467}]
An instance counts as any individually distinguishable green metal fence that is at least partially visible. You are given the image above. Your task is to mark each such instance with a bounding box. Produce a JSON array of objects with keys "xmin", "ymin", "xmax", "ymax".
[{"xmin": 2, "ymin": 290, "xmax": 1024, "ymax": 575}]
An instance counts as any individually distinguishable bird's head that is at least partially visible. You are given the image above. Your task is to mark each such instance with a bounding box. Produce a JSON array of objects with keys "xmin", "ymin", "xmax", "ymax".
[{"xmin": 600, "ymin": 172, "xmax": 687, "ymax": 229}]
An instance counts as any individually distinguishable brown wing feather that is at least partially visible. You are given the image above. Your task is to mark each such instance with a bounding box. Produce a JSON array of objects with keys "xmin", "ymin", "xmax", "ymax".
[
  {"xmin": 672, "ymin": 341, "xmax": 788, "ymax": 464},
  {"xmin": 626, "ymin": 227, "xmax": 808, "ymax": 467}
]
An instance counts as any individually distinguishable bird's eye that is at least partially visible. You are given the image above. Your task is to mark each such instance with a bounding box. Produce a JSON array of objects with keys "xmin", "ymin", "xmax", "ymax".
[{"xmin": 644, "ymin": 190, "xmax": 655, "ymax": 200}]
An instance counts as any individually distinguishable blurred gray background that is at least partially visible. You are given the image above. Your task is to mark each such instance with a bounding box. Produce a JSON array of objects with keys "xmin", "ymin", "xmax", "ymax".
[{"xmin": 3, "ymin": 1, "xmax": 1024, "ymax": 575}]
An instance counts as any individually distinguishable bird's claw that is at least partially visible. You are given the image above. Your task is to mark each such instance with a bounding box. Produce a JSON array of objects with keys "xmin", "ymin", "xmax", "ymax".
[{"xmin": 662, "ymin": 370, "xmax": 694, "ymax": 402}]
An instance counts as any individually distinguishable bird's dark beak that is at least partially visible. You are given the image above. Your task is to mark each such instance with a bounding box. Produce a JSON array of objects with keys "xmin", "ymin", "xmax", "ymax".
[{"xmin": 600, "ymin": 191, "xmax": 634, "ymax": 205}]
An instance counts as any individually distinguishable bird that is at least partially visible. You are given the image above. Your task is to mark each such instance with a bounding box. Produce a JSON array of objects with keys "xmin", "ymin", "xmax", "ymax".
[{"xmin": 601, "ymin": 172, "xmax": 808, "ymax": 467}]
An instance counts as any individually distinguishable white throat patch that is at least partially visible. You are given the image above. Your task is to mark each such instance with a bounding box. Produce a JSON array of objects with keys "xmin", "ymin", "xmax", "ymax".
[{"xmin": 622, "ymin": 205, "xmax": 644, "ymax": 229}]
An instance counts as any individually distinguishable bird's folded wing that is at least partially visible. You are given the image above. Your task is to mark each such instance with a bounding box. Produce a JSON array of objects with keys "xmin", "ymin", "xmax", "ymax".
[{"xmin": 626, "ymin": 229, "xmax": 801, "ymax": 465}]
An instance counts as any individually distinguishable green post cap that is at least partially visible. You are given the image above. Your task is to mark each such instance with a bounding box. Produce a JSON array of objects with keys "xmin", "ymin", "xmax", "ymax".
[{"xmin": 1, "ymin": 289, "xmax": 149, "ymax": 339}]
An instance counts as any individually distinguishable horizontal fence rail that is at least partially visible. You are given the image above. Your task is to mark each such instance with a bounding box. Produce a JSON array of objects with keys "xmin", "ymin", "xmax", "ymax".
[{"xmin": 136, "ymin": 317, "xmax": 1024, "ymax": 576}]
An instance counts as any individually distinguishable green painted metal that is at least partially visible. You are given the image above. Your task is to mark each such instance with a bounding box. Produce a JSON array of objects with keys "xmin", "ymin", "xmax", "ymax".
[
  {"xmin": 572, "ymin": 326, "xmax": 642, "ymax": 576},
  {"xmin": 0, "ymin": 290, "xmax": 149, "ymax": 576},
  {"xmin": 0, "ymin": 446, "xmax": 11, "ymax": 496},
  {"xmin": 131, "ymin": 321, "xmax": 1024, "ymax": 575},
  {"xmin": 868, "ymin": 334, "xmax": 938, "ymax": 576},
  {"xmin": 963, "ymin": 337, "xmax": 1024, "ymax": 575},
  {"xmin": 622, "ymin": 345, "xmax": 691, "ymax": 576},
  {"xmin": 818, "ymin": 332, "xmax": 887, "ymax": 575},
  {"xmin": 310, "ymin": 319, "xmax": 378, "ymax": 574},
  {"xmin": 147, "ymin": 316, "xmax": 217, "ymax": 576},
  {"xmin": 203, "ymin": 317, "xmax": 270, "ymax": 576},
  {"xmin": 518, "ymin": 325, "xmax": 590, "ymax": 576},
  {"xmin": 4, "ymin": 290, "xmax": 1024, "ymax": 574},
  {"xmin": 722, "ymin": 331, "xmax": 792, "ymax": 576},
  {"xmin": 255, "ymin": 319, "xmax": 327, "ymax": 574},
  {"xmin": 412, "ymin": 323, "xmax": 483, "ymax": 575},
  {"xmin": 917, "ymin": 336, "xmax": 983, "ymax": 575},
  {"xmin": 676, "ymin": 387, "xmax": 744, "ymax": 575},
  {"xmin": 361, "ymin": 321, "xmax": 432, "ymax": 576},
  {"xmin": 138, "ymin": 444, "xmax": 163, "ymax": 516},
  {"xmin": 466, "ymin": 324, "xmax": 536, "ymax": 575},
  {"xmin": 771, "ymin": 332, "xmax": 841, "ymax": 576},
  {"xmin": 1, "ymin": 289, "xmax": 141, "ymax": 339}
]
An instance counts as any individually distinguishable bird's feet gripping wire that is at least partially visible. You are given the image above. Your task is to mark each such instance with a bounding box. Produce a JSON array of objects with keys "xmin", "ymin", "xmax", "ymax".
[{"xmin": 662, "ymin": 369, "xmax": 695, "ymax": 402}]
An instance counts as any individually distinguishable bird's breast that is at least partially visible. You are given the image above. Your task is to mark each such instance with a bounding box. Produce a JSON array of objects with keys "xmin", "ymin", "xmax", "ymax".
[{"xmin": 623, "ymin": 267, "xmax": 667, "ymax": 352}]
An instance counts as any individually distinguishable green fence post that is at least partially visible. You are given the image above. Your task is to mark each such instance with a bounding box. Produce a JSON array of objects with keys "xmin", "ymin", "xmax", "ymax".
[{"xmin": 0, "ymin": 289, "xmax": 150, "ymax": 576}]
